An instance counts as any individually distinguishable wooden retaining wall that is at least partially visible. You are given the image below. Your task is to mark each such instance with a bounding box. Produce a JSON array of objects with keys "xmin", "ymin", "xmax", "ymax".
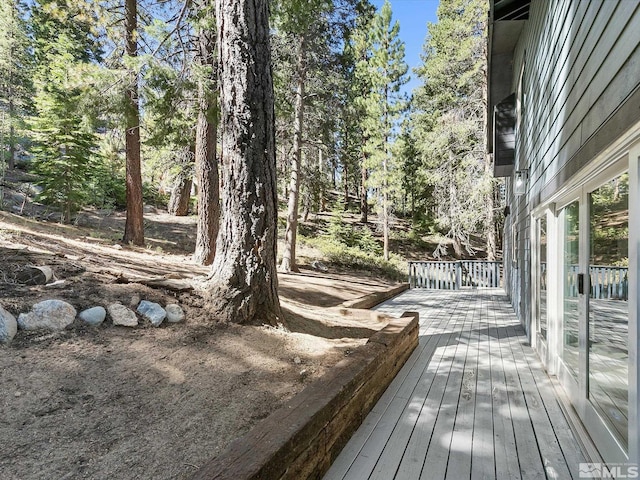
[{"xmin": 191, "ymin": 311, "xmax": 419, "ymax": 480}]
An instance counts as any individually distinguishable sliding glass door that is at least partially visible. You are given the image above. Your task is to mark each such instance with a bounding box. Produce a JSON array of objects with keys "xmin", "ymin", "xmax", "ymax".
[
  {"xmin": 546, "ymin": 161, "xmax": 632, "ymax": 464},
  {"xmin": 588, "ymin": 172, "xmax": 629, "ymax": 448},
  {"xmin": 560, "ymin": 200, "xmax": 580, "ymax": 380}
]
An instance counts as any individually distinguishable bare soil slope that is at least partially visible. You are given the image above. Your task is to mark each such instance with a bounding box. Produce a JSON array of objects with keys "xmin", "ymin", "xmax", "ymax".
[{"xmin": 0, "ymin": 209, "xmax": 398, "ymax": 480}]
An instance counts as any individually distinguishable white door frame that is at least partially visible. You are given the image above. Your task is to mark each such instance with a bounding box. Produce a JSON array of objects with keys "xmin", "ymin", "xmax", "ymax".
[{"xmin": 530, "ymin": 125, "xmax": 640, "ymax": 465}]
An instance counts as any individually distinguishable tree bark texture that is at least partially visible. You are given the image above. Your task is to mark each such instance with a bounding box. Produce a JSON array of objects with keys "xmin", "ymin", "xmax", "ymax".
[
  {"xmin": 484, "ymin": 154, "xmax": 497, "ymax": 261},
  {"xmin": 123, "ymin": 0, "xmax": 144, "ymax": 246},
  {"xmin": 382, "ymin": 159, "xmax": 389, "ymax": 261},
  {"xmin": 8, "ymin": 98, "xmax": 15, "ymax": 170},
  {"xmin": 193, "ymin": 6, "xmax": 220, "ymax": 266},
  {"xmin": 280, "ymin": 37, "xmax": 305, "ymax": 273},
  {"xmin": 168, "ymin": 169, "xmax": 192, "ymax": 216},
  {"xmin": 360, "ymin": 161, "xmax": 368, "ymax": 223},
  {"xmin": 206, "ymin": 0, "xmax": 282, "ymax": 326}
]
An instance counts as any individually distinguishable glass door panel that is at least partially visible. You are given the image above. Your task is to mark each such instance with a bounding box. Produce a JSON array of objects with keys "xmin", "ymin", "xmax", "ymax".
[
  {"xmin": 588, "ymin": 172, "xmax": 629, "ymax": 446},
  {"xmin": 538, "ymin": 216, "xmax": 548, "ymax": 340},
  {"xmin": 561, "ymin": 201, "xmax": 580, "ymax": 377}
]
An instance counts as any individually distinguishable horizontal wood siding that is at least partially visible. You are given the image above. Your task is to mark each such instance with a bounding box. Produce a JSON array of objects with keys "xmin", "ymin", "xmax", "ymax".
[
  {"xmin": 502, "ymin": 0, "xmax": 640, "ymax": 324},
  {"xmin": 514, "ymin": 0, "xmax": 640, "ymax": 202}
]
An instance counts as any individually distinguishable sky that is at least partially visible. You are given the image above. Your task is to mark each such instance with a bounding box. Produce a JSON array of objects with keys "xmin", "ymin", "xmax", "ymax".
[{"xmin": 371, "ymin": 0, "xmax": 441, "ymax": 95}]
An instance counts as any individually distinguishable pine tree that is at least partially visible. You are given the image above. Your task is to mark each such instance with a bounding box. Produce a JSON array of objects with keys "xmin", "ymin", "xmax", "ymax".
[
  {"xmin": 358, "ymin": 0, "xmax": 408, "ymax": 260},
  {"xmin": 204, "ymin": 0, "xmax": 282, "ymax": 326},
  {"xmin": 0, "ymin": 0, "xmax": 33, "ymax": 172},
  {"xmin": 413, "ymin": 0, "xmax": 495, "ymax": 259},
  {"xmin": 28, "ymin": 0, "xmax": 103, "ymax": 222},
  {"xmin": 30, "ymin": 32, "xmax": 99, "ymax": 223},
  {"xmin": 274, "ymin": 0, "xmax": 349, "ymax": 273},
  {"xmin": 192, "ymin": 0, "xmax": 220, "ymax": 266}
]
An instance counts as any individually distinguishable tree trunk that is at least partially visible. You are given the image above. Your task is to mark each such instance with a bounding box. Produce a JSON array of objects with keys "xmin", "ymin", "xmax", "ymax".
[
  {"xmin": 484, "ymin": 154, "xmax": 497, "ymax": 261},
  {"xmin": 168, "ymin": 168, "xmax": 192, "ymax": 216},
  {"xmin": 453, "ymin": 235, "xmax": 464, "ymax": 258},
  {"xmin": 123, "ymin": 0, "xmax": 144, "ymax": 246},
  {"xmin": 8, "ymin": 97, "xmax": 15, "ymax": 170},
  {"xmin": 343, "ymin": 161, "xmax": 349, "ymax": 211},
  {"xmin": 193, "ymin": 4, "xmax": 220, "ymax": 266},
  {"xmin": 382, "ymin": 158, "xmax": 389, "ymax": 261},
  {"xmin": 318, "ymin": 147, "xmax": 326, "ymax": 211},
  {"xmin": 205, "ymin": 0, "xmax": 282, "ymax": 326},
  {"xmin": 280, "ymin": 37, "xmax": 305, "ymax": 273},
  {"xmin": 360, "ymin": 159, "xmax": 368, "ymax": 223}
]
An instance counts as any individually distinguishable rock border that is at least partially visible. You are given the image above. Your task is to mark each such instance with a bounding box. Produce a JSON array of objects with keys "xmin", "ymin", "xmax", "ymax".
[{"xmin": 192, "ymin": 310, "xmax": 419, "ymax": 480}]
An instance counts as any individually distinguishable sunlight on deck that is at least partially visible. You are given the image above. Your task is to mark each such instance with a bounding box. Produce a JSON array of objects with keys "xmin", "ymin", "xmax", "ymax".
[{"xmin": 324, "ymin": 289, "xmax": 586, "ymax": 480}]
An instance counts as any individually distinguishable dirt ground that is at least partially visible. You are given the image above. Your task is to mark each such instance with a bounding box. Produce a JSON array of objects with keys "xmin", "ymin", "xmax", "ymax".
[{"xmin": 0, "ymin": 206, "xmax": 399, "ymax": 480}]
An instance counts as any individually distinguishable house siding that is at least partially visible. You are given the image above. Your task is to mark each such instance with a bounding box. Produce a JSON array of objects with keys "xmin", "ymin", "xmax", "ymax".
[{"xmin": 502, "ymin": 0, "xmax": 640, "ymax": 329}]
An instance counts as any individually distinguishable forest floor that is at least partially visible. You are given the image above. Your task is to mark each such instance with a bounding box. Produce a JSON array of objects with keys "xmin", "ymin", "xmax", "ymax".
[{"xmin": 0, "ymin": 172, "xmax": 404, "ymax": 479}]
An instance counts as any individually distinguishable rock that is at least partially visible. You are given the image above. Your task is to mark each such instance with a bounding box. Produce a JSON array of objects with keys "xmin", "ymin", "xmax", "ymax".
[
  {"xmin": 0, "ymin": 305, "xmax": 18, "ymax": 344},
  {"xmin": 79, "ymin": 306, "xmax": 106, "ymax": 326},
  {"xmin": 311, "ymin": 260, "xmax": 329, "ymax": 272},
  {"xmin": 108, "ymin": 304, "xmax": 138, "ymax": 327},
  {"xmin": 137, "ymin": 301, "xmax": 166, "ymax": 327},
  {"xmin": 143, "ymin": 204, "xmax": 157, "ymax": 213},
  {"xmin": 165, "ymin": 304, "xmax": 185, "ymax": 323},
  {"xmin": 130, "ymin": 294, "xmax": 141, "ymax": 308},
  {"xmin": 17, "ymin": 300, "xmax": 76, "ymax": 331}
]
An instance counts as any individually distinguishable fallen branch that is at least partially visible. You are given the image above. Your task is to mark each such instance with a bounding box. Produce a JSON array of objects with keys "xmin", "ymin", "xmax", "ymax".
[{"xmin": 114, "ymin": 275, "xmax": 193, "ymax": 292}]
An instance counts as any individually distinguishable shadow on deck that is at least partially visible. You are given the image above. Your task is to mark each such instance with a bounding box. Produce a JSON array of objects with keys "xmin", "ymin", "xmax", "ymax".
[{"xmin": 324, "ymin": 288, "xmax": 587, "ymax": 480}]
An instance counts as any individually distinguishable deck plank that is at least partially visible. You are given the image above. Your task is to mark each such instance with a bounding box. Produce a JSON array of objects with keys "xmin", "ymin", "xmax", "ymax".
[
  {"xmin": 323, "ymin": 289, "xmax": 588, "ymax": 480},
  {"xmin": 445, "ymin": 303, "xmax": 480, "ymax": 480},
  {"xmin": 470, "ymin": 294, "xmax": 496, "ymax": 480},
  {"xmin": 487, "ymin": 295, "xmax": 521, "ymax": 480}
]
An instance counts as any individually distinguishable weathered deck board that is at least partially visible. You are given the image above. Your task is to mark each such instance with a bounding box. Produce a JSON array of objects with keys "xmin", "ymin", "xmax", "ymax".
[{"xmin": 323, "ymin": 289, "xmax": 587, "ymax": 480}]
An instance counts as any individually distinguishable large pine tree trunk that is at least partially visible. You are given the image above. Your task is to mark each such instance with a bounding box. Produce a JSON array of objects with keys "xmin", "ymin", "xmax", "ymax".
[
  {"xmin": 168, "ymin": 167, "xmax": 192, "ymax": 216},
  {"xmin": 193, "ymin": 4, "xmax": 219, "ymax": 266},
  {"xmin": 123, "ymin": 0, "xmax": 144, "ymax": 246},
  {"xmin": 205, "ymin": 0, "xmax": 282, "ymax": 326},
  {"xmin": 280, "ymin": 37, "xmax": 305, "ymax": 273}
]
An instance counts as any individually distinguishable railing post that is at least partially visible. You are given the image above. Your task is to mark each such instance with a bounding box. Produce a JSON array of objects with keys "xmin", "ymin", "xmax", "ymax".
[{"xmin": 455, "ymin": 261, "xmax": 461, "ymax": 290}]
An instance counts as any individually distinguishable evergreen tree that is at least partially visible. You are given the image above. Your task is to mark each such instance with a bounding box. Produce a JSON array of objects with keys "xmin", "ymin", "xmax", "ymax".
[
  {"xmin": 205, "ymin": 0, "xmax": 282, "ymax": 326},
  {"xmin": 357, "ymin": 0, "xmax": 408, "ymax": 260},
  {"xmin": 122, "ymin": 0, "xmax": 144, "ymax": 245},
  {"xmin": 0, "ymin": 0, "xmax": 33, "ymax": 172},
  {"xmin": 30, "ymin": 31, "xmax": 99, "ymax": 223},
  {"xmin": 192, "ymin": 0, "xmax": 219, "ymax": 266},
  {"xmin": 28, "ymin": 0, "xmax": 103, "ymax": 222},
  {"xmin": 413, "ymin": 0, "xmax": 495, "ymax": 258}
]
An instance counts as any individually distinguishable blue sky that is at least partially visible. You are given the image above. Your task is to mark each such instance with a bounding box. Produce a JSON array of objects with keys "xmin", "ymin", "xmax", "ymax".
[{"xmin": 372, "ymin": 0, "xmax": 440, "ymax": 95}]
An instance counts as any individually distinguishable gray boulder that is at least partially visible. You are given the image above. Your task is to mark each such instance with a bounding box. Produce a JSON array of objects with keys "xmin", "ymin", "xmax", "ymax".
[
  {"xmin": 137, "ymin": 300, "xmax": 166, "ymax": 327},
  {"xmin": 79, "ymin": 306, "xmax": 107, "ymax": 326},
  {"xmin": 0, "ymin": 305, "xmax": 18, "ymax": 344},
  {"xmin": 165, "ymin": 304, "xmax": 185, "ymax": 323},
  {"xmin": 108, "ymin": 304, "xmax": 138, "ymax": 327},
  {"xmin": 17, "ymin": 300, "xmax": 76, "ymax": 331}
]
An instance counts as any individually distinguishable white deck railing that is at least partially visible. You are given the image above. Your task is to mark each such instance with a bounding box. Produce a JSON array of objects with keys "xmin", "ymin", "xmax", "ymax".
[
  {"xmin": 408, "ymin": 260, "xmax": 503, "ymax": 289},
  {"xmin": 556, "ymin": 264, "xmax": 629, "ymax": 300}
]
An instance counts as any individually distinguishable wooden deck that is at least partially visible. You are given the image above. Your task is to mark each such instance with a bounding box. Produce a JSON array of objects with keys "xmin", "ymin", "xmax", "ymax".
[{"xmin": 323, "ymin": 288, "xmax": 587, "ymax": 480}]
